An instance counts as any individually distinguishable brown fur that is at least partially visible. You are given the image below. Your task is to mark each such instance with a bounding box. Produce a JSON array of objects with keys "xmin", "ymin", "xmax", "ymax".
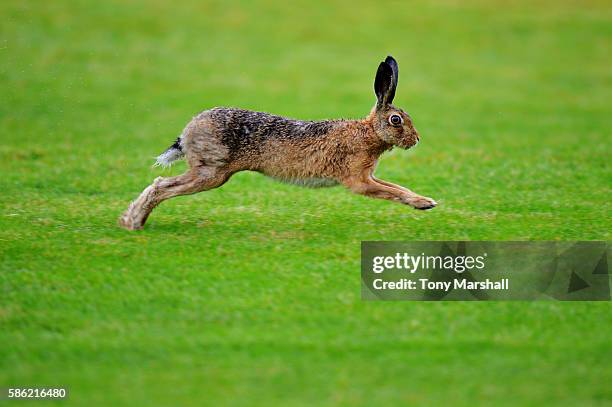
[{"xmin": 119, "ymin": 56, "xmax": 436, "ymax": 230}]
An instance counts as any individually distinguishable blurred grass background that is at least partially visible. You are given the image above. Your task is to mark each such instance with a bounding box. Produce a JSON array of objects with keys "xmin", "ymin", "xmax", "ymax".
[{"xmin": 1, "ymin": 0, "xmax": 611, "ymax": 405}]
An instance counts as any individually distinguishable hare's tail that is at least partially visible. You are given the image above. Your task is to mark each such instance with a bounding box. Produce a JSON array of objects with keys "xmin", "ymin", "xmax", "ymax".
[{"xmin": 154, "ymin": 137, "xmax": 185, "ymax": 167}]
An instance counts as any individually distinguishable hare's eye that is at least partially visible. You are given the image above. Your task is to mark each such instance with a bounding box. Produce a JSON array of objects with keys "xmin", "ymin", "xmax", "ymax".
[{"xmin": 389, "ymin": 114, "xmax": 403, "ymax": 126}]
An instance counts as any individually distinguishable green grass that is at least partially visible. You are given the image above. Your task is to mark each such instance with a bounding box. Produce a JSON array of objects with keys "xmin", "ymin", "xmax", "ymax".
[{"xmin": 1, "ymin": 0, "xmax": 611, "ymax": 405}]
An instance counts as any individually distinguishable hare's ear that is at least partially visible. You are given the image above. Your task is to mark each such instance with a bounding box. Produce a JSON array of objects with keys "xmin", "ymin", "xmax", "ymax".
[
  {"xmin": 374, "ymin": 56, "xmax": 398, "ymax": 107},
  {"xmin": 385, "ymin": 55, "xmax": 399, "ymax": 98}
]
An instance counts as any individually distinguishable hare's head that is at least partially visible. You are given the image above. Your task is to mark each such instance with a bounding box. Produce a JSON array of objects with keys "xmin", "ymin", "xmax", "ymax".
[{"xmin": 369, "ymin": 56, "xmax": 419, "ymax": 149}]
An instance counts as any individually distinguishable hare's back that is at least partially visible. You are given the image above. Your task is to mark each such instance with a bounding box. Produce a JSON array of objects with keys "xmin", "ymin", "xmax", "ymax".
[
  {"xmin": 183, "ymin": 107, "xmax": 341, "ymax": 172},
  {"xmin": 209, "ymin": 107, "xmax": 336, "ymax": 152}
]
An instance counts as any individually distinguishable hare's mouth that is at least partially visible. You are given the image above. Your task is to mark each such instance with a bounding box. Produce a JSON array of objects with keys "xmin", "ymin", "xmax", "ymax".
[{"xmin": 397, "ymin": 139, "xmax": 418, "ymax": 150}]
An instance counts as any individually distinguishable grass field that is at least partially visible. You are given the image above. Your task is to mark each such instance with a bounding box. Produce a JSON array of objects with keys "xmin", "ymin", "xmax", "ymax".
[{"xmin": 1, "ymin": 0, "xmax": 611, "ymax": 405}]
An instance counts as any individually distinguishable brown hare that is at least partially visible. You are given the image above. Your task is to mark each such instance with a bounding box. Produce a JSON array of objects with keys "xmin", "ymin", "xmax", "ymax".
[{"xmin": 119, "ymin": 56, "xmax": 436, "ymax": 230}]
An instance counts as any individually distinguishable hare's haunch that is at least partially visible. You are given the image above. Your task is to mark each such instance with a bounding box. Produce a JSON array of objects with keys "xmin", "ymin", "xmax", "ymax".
[{"xmin": 119, "ymin": 56, "xmax": 436, "ymax": 230}]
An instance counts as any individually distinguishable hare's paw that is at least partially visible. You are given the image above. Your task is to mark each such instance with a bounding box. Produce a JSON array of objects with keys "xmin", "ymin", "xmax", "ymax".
[
  {"xmin": 118, "ymin": 211, "xmax": 144, "ymax": 230},
  {"xmin": 403, "ymin": 195, "xmax": 437, "ymax": 210}
]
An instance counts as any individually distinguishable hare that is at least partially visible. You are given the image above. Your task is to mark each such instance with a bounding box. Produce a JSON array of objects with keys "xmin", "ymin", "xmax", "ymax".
[{"xmin": 119, "ymin": 55, "xmax": 436, "ymax": 230}]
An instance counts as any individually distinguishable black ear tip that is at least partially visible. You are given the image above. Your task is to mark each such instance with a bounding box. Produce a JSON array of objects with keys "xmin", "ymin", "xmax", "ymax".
[
  {"xmin": 385, "ymin": 55, "xmax": 397, "ymax": 65},
  {"xmin": 377, "ymin": 61, "xmax": 392, "ymax": 74}
]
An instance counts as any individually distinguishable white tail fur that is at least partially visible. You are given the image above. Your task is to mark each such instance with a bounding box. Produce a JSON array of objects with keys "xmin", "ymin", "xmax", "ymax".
[{"xmin": 154, "ymin": 137, "xmax": 184, "ymax": 167}]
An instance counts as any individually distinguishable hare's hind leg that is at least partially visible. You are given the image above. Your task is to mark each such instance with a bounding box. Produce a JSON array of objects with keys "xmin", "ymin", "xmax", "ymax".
[{"xmin": 119, "ymin": 167, "xmax": 230, "ymax": 230}]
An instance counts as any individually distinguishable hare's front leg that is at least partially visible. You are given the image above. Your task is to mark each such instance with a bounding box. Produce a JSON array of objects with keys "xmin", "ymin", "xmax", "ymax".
[
  {"xmin": 343, "ymin": 174, "xmax": 436, "ymax": 210},
  {"xmin": 371, "ymin": 176, "xmax": 437, "ymax": 210}
]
